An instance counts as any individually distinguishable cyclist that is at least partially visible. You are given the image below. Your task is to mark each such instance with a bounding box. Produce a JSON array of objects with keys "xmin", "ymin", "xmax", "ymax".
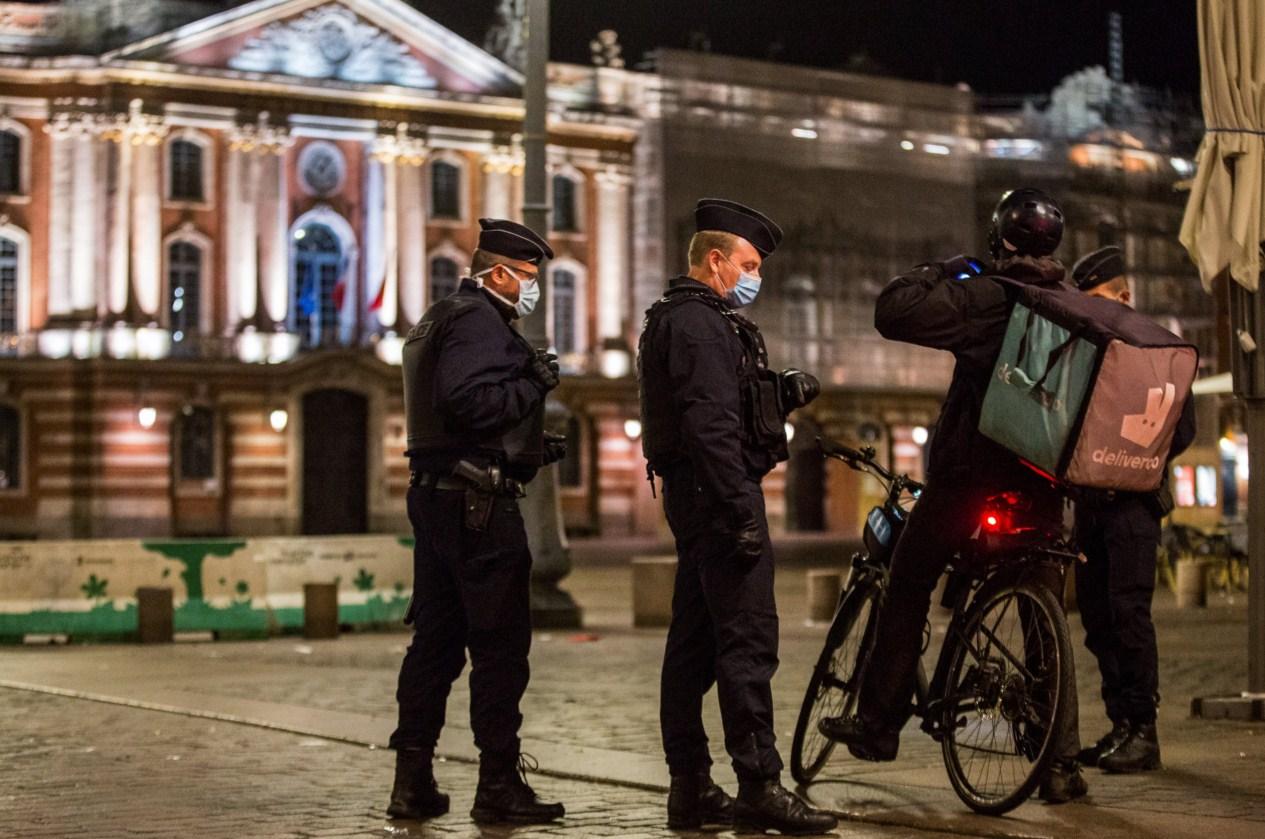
[
  {"xmin": 818, "ymin": 188, "xmax": 1087, "ymax": 802},
  {"xmin": 1069, "ymin": 246, "xmax": 1197, "ymax": 774}
]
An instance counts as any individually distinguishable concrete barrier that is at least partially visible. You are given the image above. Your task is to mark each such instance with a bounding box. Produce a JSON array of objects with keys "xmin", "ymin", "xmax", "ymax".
[
  {"xmin": 1176, "ymin": 559, "xmax": 1208, "ymax": 608},
  {"xmin": 303, "ymin": 583, "xmax": 340, "ymax": 639},
  {"xmin": 136, "ymin": 587, "xmax": 173, "ymax": 644},
  {"xmin": 806, "ymin": 569, "xmax": 842, "ymax": 623},
  {"xmin": 632, "ymin": 556, "xmax": 677, "ymax": 628}
]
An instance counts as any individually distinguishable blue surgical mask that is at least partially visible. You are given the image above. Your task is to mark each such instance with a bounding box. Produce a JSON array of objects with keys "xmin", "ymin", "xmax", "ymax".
[
  {"xmin": 474, "ymin": 265, "xmax": 539, "ymax": 319},
  {"xmin": 721, "ymin": 256, "xmax": 761, "ymax": 308}
]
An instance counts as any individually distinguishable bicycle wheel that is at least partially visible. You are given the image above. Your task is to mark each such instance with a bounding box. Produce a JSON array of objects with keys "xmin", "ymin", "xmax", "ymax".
[
  {"xmin": 790, "ymin": 573, "xmax": 882, "ymax": 785},
  {"xmin": 940, "ymin": 577, "xmax": 1074, "ymax": 815}
]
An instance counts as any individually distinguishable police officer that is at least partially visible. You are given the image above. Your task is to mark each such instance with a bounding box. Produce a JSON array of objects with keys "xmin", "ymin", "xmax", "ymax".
[
  {"xmin": 1071, "ymin": 246, "xmax": 1196, "ymax": 774},
  {"xmin": 818, "ymin": 188, "xmax": 1088, "ymax": 802},
  {"xmin": 387, "ymin": 218, "xmax": 567, "ymax": 825},
  {"xmin": 638, "ymin": 199, "xmax": 835, "ymax": 835}
]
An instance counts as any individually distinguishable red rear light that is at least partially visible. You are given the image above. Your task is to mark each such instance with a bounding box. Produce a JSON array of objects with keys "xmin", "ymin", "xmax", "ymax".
[{"xmin": 984, "ymin": 513, "xmax": 1000, "ymax": 529}]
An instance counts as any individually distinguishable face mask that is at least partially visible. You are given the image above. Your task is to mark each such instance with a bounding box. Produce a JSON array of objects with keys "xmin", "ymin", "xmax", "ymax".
[
  {"xmin": 474, "ymin": 265, "xmax": 538, "ymax": 318},
  {"xmin": 720, "ymin": 256, "xmax": 761, "ymax": 308}
]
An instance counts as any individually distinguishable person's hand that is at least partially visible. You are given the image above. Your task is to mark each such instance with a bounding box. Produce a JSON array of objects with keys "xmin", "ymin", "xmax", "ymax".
[
  {"xmin": 527, "ymin": 349, "xmax": 560, "ymax": 391},
  {"xmin": 779, "ymin": 369, "xmax": 820, "ymax": 412},
  {"xmin": 730, "ymin": 512, "xmax": 765, "ymax": 566},
  {"xmin": 940, "ymin": 254, "xmax": 987, "ymax": 280},
  {"xmin": 543, "ymin": 431, "xmax": 567, "ymax": 465}
]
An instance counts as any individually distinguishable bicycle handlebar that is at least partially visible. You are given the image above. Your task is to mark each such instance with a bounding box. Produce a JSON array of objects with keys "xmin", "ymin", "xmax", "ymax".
[{"xmin": 816, "ymin": 435, "xmax": 925, "ymax": 494}]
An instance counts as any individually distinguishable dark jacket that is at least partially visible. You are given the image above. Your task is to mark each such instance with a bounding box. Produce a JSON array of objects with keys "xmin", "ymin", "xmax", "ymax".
[
  {"xmin": 402, "ymin": 279, "xmax": 548, "ymax": 473},
  {"xmin": 638, "ymin": 277, "xmax": 783, "ymax": 525},
  {"xmin": 875, "ymin": 255, "xmax": 1068, "ymax": 481}
]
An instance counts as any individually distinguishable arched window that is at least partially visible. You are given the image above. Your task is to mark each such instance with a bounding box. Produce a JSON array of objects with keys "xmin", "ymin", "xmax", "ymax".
[
  {"xmin": 0, "ymin": 404, "xmax": 19, "ymax": 490},
  {"xmin": 0, "ymin": 130, "xmax": 20, "ymax": 195},
  {"xmin": 293, "ymin": 223, "xmax": 343, "ymax": 347},
  {"xmin": 0, "ymin": 236, "xmax": 18, "ymax": 334},
  {"xmin": 431, "ymin": 159, "xmax": 462, "ymax": 220},
  {"xmin": 176, "ymin": 406, "xmax": 215, "ymax": 481},
  {"xmin": 430, "ymin": 256, "xmax": 459, "ymax": 302},
  {"xmin": 552, "ymin": 173, "xmax": 579, "ymax": 232},
  {"xmin": 168, "ymin": 138, "xmax": 205, "ymax": 202},
  {"xmin": 551, "ymin": 268, "xmax": 578, "ymax": 355},
  {"xmin": 168, "ymin": 241, "xmax": 202, "ymax": 348}
]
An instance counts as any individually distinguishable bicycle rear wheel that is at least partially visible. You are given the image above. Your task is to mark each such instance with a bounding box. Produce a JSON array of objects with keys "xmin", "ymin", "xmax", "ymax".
[
  {"xmin": 790, "ymin": 572, "xmax": 882, "ymax": 785},
  {"xmin": 940, "ymin": 577, "xmax": 1073, "ymax": 815}
]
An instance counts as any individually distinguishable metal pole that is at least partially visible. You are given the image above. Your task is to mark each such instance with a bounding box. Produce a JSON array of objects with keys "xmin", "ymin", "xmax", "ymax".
[
  {"xmin": 520, "ymin": 0, "xmax": 580, "ymax": 628},
  {"xmin": 1247, "ymin": 398, "xmax": 1265, "ymax": 692}
]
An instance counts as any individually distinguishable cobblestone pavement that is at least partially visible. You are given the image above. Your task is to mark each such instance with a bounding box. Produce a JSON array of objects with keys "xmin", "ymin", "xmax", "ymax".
[{"xmin": 2, "ymin": 565, "xmax": 1263, "ymax": 838}]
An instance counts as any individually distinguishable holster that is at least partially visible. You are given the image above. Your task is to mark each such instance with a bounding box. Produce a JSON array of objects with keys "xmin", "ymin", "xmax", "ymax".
[{"xmin": 463, "ymin": 488, "xmax": 495, "ymax": 531}]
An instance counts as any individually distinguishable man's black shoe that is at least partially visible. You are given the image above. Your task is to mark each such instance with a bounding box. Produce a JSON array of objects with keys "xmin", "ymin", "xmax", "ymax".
[
  {"xmin": 386, "ymin": 748, "xmax": 450, "ymax": 820},
  {"xmin": 666, "ymin": 771, "xmax": 734, "ymax": 829},
  {"xmin": 1076, "ymin": 720, "xmax": 1130, "ymax": 767},
  {"xmin": 1099, "ymin": 722, "xmax": 1161, "ymax": 774},
  {"xmin": 470, "ymin": 753, "xmax": 566, "ymax": 824},
  {"xmin": 733, "ymin": 780, "xmax": 837, "ymax": 836},
  {"xmin": 817, "ymin": 715, "xmax": 899, "ymax": 762},
  {"xmin": 1038, "ymin": 760, "xmax": 1089, "ymax": 804}
]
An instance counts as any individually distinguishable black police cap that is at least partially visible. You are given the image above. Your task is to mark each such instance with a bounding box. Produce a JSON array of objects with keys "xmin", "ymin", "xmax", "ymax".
[
  {"xmin": 694, "ymin": 198, "xmax": 783, "ymax": 257},
  {"xmin": 477, "ymin": 218, "xmax": 554, "ymax": 264},
  {"xmin": 1072, "ymin": 245, "xmax": 1125, "ymax": 291}
]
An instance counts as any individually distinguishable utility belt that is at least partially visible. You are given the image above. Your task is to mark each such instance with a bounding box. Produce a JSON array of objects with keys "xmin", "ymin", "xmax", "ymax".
[{"xmin": 409, "ymin": 459, "xmax": 526, "ymax": 531}]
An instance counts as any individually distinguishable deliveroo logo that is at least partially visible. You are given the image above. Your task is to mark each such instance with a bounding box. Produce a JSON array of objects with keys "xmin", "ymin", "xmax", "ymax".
[{"xmin": 1120, "ymin": 383, "xmax": 1176, "ymax": 448}]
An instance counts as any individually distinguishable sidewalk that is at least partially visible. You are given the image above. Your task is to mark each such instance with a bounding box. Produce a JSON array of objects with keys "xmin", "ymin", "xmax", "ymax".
[{"xmin": 2, "ymin": 563, "xmax": 1262, "ymax": 838}]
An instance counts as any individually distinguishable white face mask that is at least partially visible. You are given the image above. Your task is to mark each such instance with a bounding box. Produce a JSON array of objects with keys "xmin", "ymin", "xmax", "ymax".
[
  {"xmin": 719, "ymin": 255, "xmax": 761, "ymax": 308},
  {"xmin": 473, "ymin": 265, "xmax": 539, "ymax": 318}
]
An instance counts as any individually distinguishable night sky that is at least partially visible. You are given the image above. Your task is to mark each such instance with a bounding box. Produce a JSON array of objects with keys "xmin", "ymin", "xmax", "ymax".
[{"xmin": 413, "ymin": 0, "xmax": 1201, "ymax": 98}]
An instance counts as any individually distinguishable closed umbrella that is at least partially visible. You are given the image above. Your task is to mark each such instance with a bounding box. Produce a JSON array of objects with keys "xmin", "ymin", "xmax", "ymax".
[{"xmin": 1180, "ymin": 0, "xmax": 1265, "ymax": 707}]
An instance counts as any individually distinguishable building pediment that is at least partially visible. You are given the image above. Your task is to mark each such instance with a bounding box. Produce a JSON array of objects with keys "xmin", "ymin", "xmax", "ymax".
[{"xmin": 106, "ymin": 0, "xmax": 521, "ymax": 97}]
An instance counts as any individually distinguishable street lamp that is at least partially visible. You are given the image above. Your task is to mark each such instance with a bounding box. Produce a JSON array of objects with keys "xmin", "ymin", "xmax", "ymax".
[{"xmin": 137, "ymin": 406, "xmax": 157, "ymax": 429}]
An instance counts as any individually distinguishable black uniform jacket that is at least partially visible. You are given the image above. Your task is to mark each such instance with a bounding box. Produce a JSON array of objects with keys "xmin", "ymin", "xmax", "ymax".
[{"xmin": 875, "ymin": 255, "xmax": 1067, "ymax": 482}]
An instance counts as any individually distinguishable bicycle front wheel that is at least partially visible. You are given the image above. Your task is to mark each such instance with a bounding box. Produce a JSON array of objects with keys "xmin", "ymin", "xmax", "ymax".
[
  {"xmin": 940, "ymin": 577, "xmax": 1074, "ymax": 815},
  {"xmin": 790, "ymin": 573, "xmax": 882, "ymax": 785}
]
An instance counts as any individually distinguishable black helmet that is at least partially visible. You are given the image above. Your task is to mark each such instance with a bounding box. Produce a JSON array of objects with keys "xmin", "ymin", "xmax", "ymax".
[{"xmin": 988, "ymin": 188, "xmax": 1064, "ymax": 258}]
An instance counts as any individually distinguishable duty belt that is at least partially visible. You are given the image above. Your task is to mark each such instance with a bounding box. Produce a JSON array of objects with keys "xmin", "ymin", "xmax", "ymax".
[{"xmin": 409, "ymin": 459, "xmax": 526, "ymax": 498}]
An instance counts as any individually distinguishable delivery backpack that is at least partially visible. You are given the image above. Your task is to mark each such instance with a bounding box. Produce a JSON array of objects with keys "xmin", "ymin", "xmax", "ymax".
[{"xmin": 978, "ymin": 279, "xmax": 1197, "ymax": 492}]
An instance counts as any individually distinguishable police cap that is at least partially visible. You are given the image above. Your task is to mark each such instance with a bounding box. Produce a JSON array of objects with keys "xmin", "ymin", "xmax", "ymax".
[
  {"xmin": 694, "ymin": 198, "xmax": 783, "ymax": 257},
  {"xmin": 1072, "ymin": 245, "xmax": 1125, "ymax": 291},
  {"xmin": 477, "ymin": 218, "xmax": 554, "ymax": 264}
]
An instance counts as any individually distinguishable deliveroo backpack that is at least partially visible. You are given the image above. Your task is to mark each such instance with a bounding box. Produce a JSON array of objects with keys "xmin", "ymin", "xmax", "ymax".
[{"xmin": 978, "ymin": 280, "xmax": 1197, "ymax": 492}]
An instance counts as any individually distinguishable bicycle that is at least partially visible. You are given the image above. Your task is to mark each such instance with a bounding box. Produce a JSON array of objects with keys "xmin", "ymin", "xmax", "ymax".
[{"xmin": 790, "ymin": 437, "xmax": 1078, "ymax": 815}]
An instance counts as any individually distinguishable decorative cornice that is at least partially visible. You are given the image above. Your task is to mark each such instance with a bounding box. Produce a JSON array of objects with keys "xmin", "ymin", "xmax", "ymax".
[
  {"xmin": 98, "ymin": 99, "xmax": 169, "ymax": 146},
  {"xmin": 228, "ymin": 111, "xmax": 292, "ymax": 154},
  {"xmin": 369, "ymin": 121, "xmax": 426, "ymax": 166}
]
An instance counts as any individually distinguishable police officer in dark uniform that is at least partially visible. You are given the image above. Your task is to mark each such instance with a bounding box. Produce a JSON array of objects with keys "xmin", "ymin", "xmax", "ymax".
[
  {"xmin": 818, "ymin": 188, "xmax": 1089, "ymax": 802},
  {"xmin": 638, "ymin": 199, "xmax": 835, "ymax": 836},
  {"xmin": 1070, "ymin": 246, "xmax": 1196, "ymax": 774},
  {"xmin": 387, "ymin": 218, "xmax": 567, "ymax": 825}
]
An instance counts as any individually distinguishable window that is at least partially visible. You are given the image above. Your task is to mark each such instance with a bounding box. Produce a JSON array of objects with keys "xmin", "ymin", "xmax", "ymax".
[
  {"xmin": 177, "ymin": 406, "xmax": 215, "ymax": 481},
  {"xmin": 551, "ymin": 268, "xmax": 577, "ymax": 355},
  {"xmin": 168, "ymin": 241, "xmax": 202, "ymax": 348},
  {"xmin": 558, "ymin": 415, "xmax": 582, "ymax": 488},
  {"xmin": 0, "ymin": 131, "xmax": 19, "ymax": 195},
  {"xmin": 431, "ymin": 160, "xmax": 461, "ymax": 219},
  {"xmin": 293, "ymin": 223, "xmax": 343, "ymax": 347},
  {"xmin": 552, "ymin": 174, "xmax": 578, "ymax": 232},
  {"xmin": 0, "ymin": 404, "xmax": 19, "ymax": 490},
  {"xmin": 168, "ymin": 139, "xmax": 205, "ymax": 202},
  {"xmin": 430, "ymin": 256, "xmax": 459, "ymax": 302},
  {"xmin": 0, "ymin": 236, "xmax": 17, "ymax": 333}
]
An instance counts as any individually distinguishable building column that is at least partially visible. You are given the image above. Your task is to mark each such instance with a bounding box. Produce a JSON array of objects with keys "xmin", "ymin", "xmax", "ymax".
[
  {"xmin": 397, "ymin": 158, "xmax": 426, "ymax": 323},
  {"xmin": 257, "ymin": 143, "xmax": 290, "ymax": 326},
  {"xmin": 130, "ymin": 137, "xmax": 162, "ymax": 319},
  {"xmin": 372, "ymin": 124, "xmax": 427, "ymax": 327},
  {"xmin": 225, "ymin": 139, "xmax": 259, "ymax": 328},
  {"xmin": 595, "ymin": 167, "xmax": 632, "ymax": 345},
  {"xmin": 70, "ymin": 127, "xmax": 100, "ymax": 315},
  {"xmin": 44, "ymin": 117, "xmax": 76, "ymax": 320}
]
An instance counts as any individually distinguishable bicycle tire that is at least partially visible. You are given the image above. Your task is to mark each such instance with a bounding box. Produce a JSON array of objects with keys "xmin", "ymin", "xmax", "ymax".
[
  {"xmin": 789, "ymin": 572, "xmax": 882, "ymax": 786},
  {"xmin": 939, "ymin": 577, "xmax": 1074, "ymax": 815}
]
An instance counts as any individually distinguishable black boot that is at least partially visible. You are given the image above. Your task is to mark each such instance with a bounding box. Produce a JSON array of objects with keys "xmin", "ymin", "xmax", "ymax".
[
  {"xmin": 1038, "ymin": 760, "xmax": 1089, "ymax": 804},
  {"xmin": 1099, "ymin": 722, "xmax": 1161, "ymax": 773},
  {"xmin": 733, "ymin": 779, "xmax": 838, "ymax": 836},
  {"xmin": 471, "ymin": 753, "xmax": 566, "ymax": 824},
  {"xmin": 386, "ymin": 748, "xmax": 449, "ymax": 820},
  {"xmin": 666, "ymin": 771, "xmax": 734, "ymax": 829},
  {"xmin": 1076, "ymin": 719, "xmax": 1130, "ymax": 767},
  {"xmin": 817, "ymin": 714, "xmax": 899, "ymax": 762}
]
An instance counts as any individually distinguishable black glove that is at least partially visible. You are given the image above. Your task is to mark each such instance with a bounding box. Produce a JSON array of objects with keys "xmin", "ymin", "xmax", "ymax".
[
  {"xmin": 527, "ymin": 349, "xmax": 560, "ymax": 391},
  {"xmin": 940, "ymin": 254, "xmax": 987, "ymax": 280},
  {"xmin": 543, "ymin": 431, "xmax": 567, "ymax": 465},
  {"xmin": 730, "ymin": 511, "xmax": 765, "ymax": 567},
  {"xmin": 779, "ymin": 368, "xmax": 820, "ymax": 412}
]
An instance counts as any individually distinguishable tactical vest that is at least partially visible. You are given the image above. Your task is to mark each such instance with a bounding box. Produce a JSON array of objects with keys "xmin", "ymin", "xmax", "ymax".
[{"xmin": 637, "ymin": 286, "xmax": 787, "ymax": 476}]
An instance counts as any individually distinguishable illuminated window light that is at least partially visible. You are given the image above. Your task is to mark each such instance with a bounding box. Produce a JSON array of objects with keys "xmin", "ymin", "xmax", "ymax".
[
  {"xmin": 791, "ymin": 127, "xmax": 818, "ymax": 140},
  {"xmin": 623, "ymin": 418, "xmax": 642, "ymax": 439},
  {"xmin": 912, "ymin": 426, "xmax": 929, "ymax": 446},
  {"xmin": 923, "ymin": 143, "xmax": 951, "ymax": 156},
  {"xmin": 269, "ymin": 409, "xmax": 289, "ymax": 433},
  {"xmin": 137, "ymin": 406, "xmax": 157, "ymax": 429},
  {"xmin": 899, "ymin": 140, "xmax": 915, "ymax": 151}
]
